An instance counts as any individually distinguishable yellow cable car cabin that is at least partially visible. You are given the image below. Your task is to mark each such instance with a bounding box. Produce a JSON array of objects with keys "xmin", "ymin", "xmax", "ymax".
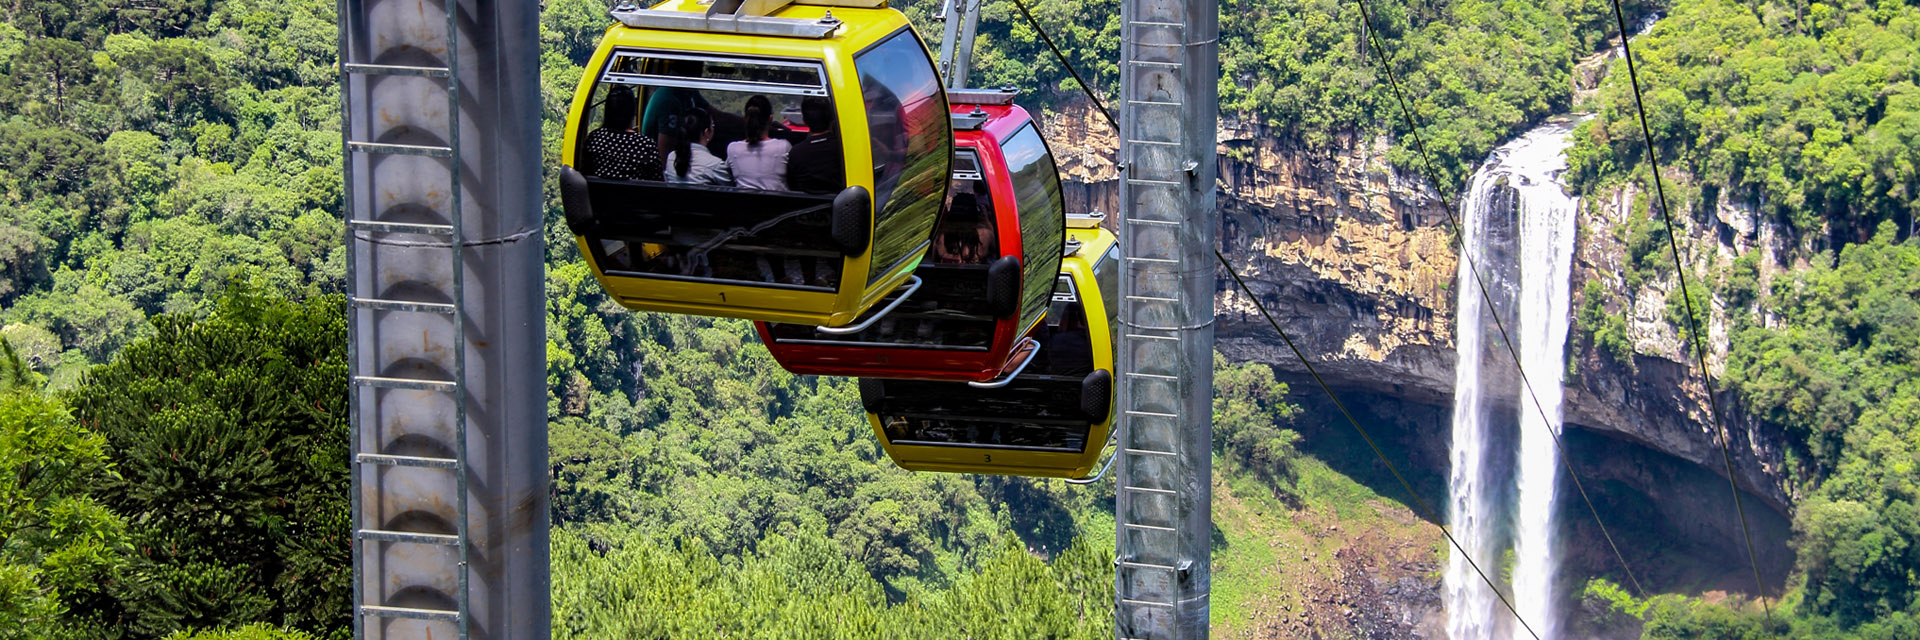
[
  {"xmin": 558, "ymin": 0, "xmax": 952, "ymax": 326},
  {"xmin": 858, "ymin": 215, "xmax": 1119, "ymax": 478}
]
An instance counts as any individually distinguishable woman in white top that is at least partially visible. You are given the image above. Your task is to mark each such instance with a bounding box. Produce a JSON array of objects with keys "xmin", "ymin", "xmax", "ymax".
[
  {"xmin": 726, "ymin": 95, "xmax": 792, "ymax": 191},
  {"xmin": 664, "ymin": 108, "xmax": 733, "ymax": 186}
]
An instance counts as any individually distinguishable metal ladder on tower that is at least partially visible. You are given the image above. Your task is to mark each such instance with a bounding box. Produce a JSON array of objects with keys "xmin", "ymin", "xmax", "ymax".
[
  {"xmin": 1114, "ymin": 3, "xmax": 1211, "ymax": 637},
  {"xmin": 338, "ymin": 6, "xmax": 472, "ymax": 638}
]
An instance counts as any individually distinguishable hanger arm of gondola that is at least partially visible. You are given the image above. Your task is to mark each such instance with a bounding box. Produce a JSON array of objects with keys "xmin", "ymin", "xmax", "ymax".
[
  {"xmin": 815, "ymin": 276, "xmax": 924, "ymax": 335},
  {"xmin": 966, "ymin": 337, "xmax": 1041, "ymax": 389}
]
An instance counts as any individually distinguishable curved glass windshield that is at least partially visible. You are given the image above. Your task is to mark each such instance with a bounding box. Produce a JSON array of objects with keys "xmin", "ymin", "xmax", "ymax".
[
  {"xmin": 854, "ymin": 29, "xmax": 951, "ymax": 284},
  {"xmin": 1003, "ymin": 124, "xmax": 1065, "ymax": 327}
]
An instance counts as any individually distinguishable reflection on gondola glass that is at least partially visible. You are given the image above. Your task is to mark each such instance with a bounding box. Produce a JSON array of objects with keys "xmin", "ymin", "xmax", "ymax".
[
  {"xmin": 574, "ymin": 50, "xmax": 845, "ymax": 290},
  {"xmin": 854, "ymin": 30, "xmax": 951, "ymax": 284},
  {"xmin": 1003, "ymin": 124, "xmax": 1065, "ymax": 325},
  {"xmin": 1093, "ymin": 244, "xmax": 1119, "ymax": 351}
]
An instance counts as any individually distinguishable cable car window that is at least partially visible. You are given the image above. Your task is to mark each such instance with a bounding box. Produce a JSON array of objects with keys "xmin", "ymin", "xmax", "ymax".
[
  {"xmin": 933, "ymin": 149, "xmax": 997, "ymax": 264},
  {"xmin": 875, "ymin": 378, "xmax": 1091, "ymax": 452},
  {"xmin": 571, "ymin": 50, "xmax": 849, "ymax": 292},
  {"xmin": 880, "ymin": 414, "xmax": 1088, "ymax": 452},
  {"xmin": 1003, "ymin": 124, "xmax": 1065, "ymax": 327},
  {"xmin": 1093, "ymin": 243, "xmax": 1119, "ymax": 348},
  {"xmin": 604, "ymin": 52, "xmax": 830, "ymax": 94},
  {"xmin": 854, "ymin": 29, "xmax": 951, "ymax": 284},
  {"xmin": 1034, "ymin": 275, "xmax": 1094, "ymax": 377}
]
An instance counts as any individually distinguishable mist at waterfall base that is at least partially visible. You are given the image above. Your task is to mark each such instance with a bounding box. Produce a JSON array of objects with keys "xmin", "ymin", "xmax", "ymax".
[{"xmin": 1446, "ymin": 120, "xmax": 1582, "ymax": 640}]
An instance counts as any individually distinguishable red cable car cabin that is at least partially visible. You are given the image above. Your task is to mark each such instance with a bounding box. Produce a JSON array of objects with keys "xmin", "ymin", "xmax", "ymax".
[{"xmin": 754, "ymin": 89, "xmax": 1065, "ymax": 384}]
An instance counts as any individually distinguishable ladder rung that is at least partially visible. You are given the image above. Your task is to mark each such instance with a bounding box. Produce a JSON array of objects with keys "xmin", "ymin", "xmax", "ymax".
[
  {"xmin": 1125, "ymin": 137, "xmax": 1182, "ymax": 144},
  {"xmin": 1120, "ymin": 598, "xmax": 1177, "ymax": 607},
  {"xmin": 1123, "ymin": 523, "xmax": 1177, "ymax": 532},
  {"xmin": 1125, "ymin": 333, "xmax": 1180, "ymax": 341},
  {"xmin": 357, "ymin": 453, "xmax": 460, "ymax": 469},
  {"xmin": 1125, "ymin": 372, "xmax": 1178, "ymax": 380},
  {"xmin": 1127, "ymin": 20, "xmax": 1184, "ymax": 27},
  {"xmin": 1125, "ymin": 218, "xmax": 1181, "ymax": 226},
  {"xmin": 346, "ymin": 219, "xmax": 456, "ymax": 236},
  {"xmin": 1124, "ymin": 486, "xmax": 1177, "ymax": 496},
  {"xmin": 361, "ymin": 604, "xmax": 462, "ymax": 622},
  {"xmin": 1127, "ymin": 60, "xmax": 1184, "ymax": 68},
  {"xmin": 1120, "ymin": 560, "xmax": 1178, "ymax": 570},
  {"xmin": 344, "ymin": 63, "xmax": 452, "ymax": 78},
  {"xmin": 357, "ymin": 529, "xmax": 461, "ymax": 545},
  {"xmin": 1127, "ymin": 178, "xmax": 1184, "ymax": 186},
  {"xmin": 352, "ymin": 297, "xmax": 457, "ymax": 314},
  {"xmin": 1125, "ymin": 448, "xmax": 1178, "ymax": 457},
  {"xmin": 348, "ymin": 141, "xmax": 454, "ymax": 158},
  {"xmin": 1126, "ymin": 295, "xmax": 1179, "ymax": 303},
  {"xmin": 1126, "ymin": 256, "xmax": 1178, "ymax": 264},
  {"xmin": 354, "ymin": 376, "xmax": 458, "ymax": 392},
  {"xmin": 1125, "ymin": 410, "xmax": 1179, "ymax": 418}
]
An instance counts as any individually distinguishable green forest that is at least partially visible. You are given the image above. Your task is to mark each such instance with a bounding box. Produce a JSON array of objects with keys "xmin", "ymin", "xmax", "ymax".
[
  {"xmin": 0, "ymin": 0, "xmax": 1916, "ymax": 638},
  {"xmin": 1564, "ymin": 0, "xmax": 1920, "ymax": 637}
]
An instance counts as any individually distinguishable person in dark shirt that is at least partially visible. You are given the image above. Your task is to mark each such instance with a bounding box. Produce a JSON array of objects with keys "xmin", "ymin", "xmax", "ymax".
[
  {"xmin": 1042, "ymin": 306, "xmax": 1095, "ymax": 376},
  {"xmin": 582, "ymin": 86, "xmax": 662, "ymax": 181},
  {"xmin": 785, "ymin": 96, "xmax": 845, "ymax": 194}
]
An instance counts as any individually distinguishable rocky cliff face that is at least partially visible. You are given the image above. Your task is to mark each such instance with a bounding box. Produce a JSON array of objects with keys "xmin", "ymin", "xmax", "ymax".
[{"xmin": 1037, "ymin": 92, "xmax": 1794, "ymax": 514}]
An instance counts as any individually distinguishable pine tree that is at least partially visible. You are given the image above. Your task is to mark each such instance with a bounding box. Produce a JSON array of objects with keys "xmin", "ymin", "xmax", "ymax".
[{"xmin": 67, "ymin": 285, "xmax": 349, "ymax": 639}]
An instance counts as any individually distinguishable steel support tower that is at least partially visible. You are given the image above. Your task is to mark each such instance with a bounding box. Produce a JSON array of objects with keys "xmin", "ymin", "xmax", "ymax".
[
  {"xmin": 1113, "ymin": 0, "xmax": 1218, "ymax": 635},
  {"xmin": 338, "ymin": 0, "xmax": 548, "ymax": 637}
]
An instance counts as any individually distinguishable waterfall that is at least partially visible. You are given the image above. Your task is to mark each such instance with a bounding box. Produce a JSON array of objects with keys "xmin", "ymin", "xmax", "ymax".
[
  {"xmin": 1447, "ymin": 120, "xmax": 1583, "ymax": 639},
  {"xmin": 1446, "ymin": 149, "xmax": 1501, "ymax": 640}
]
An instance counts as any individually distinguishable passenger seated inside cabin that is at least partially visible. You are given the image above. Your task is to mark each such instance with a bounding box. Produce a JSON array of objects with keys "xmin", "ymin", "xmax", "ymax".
[
  {"xmin": 640, "ymin": 59, "xmax": 744, "ymax": 160},
  {"xmin": 727, "ymin": 95, "xmax": 792, "ymax": 191},
  {"xmin": 581, "ymin": 86, "xmax": 663, "ymax": 181},
  {"xmin": 1040, "ymin": 305, "xmax": 1094, "ymax": 376},
  {"xmin": 933, "ymin": 192, "xmax": 995, "ymax": 264},
  {"xmin": 641, "ymin": 60, "xmax": 713, "ymax": 139},
  {"xmin": 664, "ymin": 108, "xmax": 733, "ymax": 186},
  {"xmin": 786, "ymin": 97, "xmax": 845, "ymax": 194}
]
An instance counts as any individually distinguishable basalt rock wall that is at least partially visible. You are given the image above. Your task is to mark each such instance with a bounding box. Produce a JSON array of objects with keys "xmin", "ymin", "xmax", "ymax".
[{"xmin": 1038, "ymin": 98, "xmax": 1793, "ymax": 513}]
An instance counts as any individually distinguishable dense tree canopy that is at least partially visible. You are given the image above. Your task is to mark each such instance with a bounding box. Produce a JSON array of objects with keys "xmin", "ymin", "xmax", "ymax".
[{"xmin": 1568, "ymin": 0, "xmax": 1920, "ymax": 242}]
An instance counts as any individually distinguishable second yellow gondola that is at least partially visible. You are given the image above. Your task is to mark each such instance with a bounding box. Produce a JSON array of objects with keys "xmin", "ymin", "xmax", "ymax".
[
  {"xmin": 557, "ymin": 0, "xmax": 952, "ymax": 326},
  {"xmin": 857, "ymin": 216, "xmax": 1120, "ymax": 478}
]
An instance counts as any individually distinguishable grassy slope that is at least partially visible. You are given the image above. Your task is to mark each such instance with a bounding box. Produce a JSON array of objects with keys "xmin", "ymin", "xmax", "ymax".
[{"xmin": 1211, "ymin": 454, "xmax": 1444, "ymax": 638}]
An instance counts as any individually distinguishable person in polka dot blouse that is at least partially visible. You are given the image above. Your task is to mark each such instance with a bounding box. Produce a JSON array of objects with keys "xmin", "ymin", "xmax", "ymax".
[{"xmin": 584, "ymin": 86, "xmax": 663, "ymax": 181}]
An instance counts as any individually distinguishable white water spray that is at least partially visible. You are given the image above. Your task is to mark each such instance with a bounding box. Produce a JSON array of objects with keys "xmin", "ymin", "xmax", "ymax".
[{"xmin": 1448, "ymin": 121, "xmax": 1582, "ymax": 639}]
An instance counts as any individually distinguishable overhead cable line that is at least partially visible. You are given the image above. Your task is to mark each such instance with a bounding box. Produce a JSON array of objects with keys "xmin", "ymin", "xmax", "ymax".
[
  {"xmin": 1604, "ymin": 0, "xmax": 1776, "ymax": 626},
  {"xmin": 1005, "ymin": 6, "xmax": 1539, "ymax": 637},
  {"xmin": 1006, "ymin": 0, "xmax": 1121, "ymax": 135},
  {"xmin": 1346, "ymin": 0, "xmax": 1650, "ymax": 599}
]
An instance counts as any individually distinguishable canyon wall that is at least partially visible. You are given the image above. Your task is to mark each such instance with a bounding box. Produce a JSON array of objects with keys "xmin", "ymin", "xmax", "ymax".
[{"xmin": 1040, "ymin": 99, "xmax": 1795, "ymax": 514}]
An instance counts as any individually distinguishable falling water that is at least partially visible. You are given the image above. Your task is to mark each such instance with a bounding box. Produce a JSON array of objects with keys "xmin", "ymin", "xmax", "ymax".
[
  {"xmin": 1510, "ymin": 122, "xmax": 1580, "ymax": 640},
  {"xmin": 1448, "ymin": 120, "xmax": 1583, "ymax": 639}
]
